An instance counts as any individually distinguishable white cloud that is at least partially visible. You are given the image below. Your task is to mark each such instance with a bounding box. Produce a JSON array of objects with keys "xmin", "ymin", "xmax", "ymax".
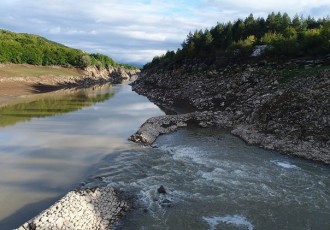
[
  {"xmin": 0, "ymin": 0, "xmax": 329, "ymax": 65},
  {"xmin": 49, "ymin": 26, "xmax": 61, "ymax": 34},
  {"xmin": 119, "ymin": 31, "xmax": 168, "ymax": 42},
  {"xmin": 203, "ymin": 0, "xmax": 330, "ymax": 18}
]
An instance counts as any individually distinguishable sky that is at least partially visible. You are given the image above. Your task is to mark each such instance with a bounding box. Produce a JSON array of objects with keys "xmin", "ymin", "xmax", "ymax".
[{"xmin": 1, "ymin": 0, "xmax": 329, "ymax": 65}]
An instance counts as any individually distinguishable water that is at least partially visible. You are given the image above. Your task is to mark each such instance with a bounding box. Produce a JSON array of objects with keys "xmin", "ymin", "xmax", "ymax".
[
  {"xmin": 92, "ymin": 127, "xmax": 330, "ymax": 230},
  {"xmin": 0, "ymin": 83, "xmax": 164, "ymax": 229},
  {"xmin": 0, "ymin": 83, "xmax": 329, "ymax": 229}
]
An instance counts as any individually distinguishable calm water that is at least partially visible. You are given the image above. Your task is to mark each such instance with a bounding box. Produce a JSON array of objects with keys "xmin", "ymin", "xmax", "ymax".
[
  {"xmin": 0, "ymin": 83, "xmax": 329, "ymax": 230},
  {"xmin": 0, "ymin": 84, "xmax": 164, "ymax": 229}
]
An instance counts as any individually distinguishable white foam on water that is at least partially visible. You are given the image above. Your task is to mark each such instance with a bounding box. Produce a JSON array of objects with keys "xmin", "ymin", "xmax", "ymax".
[
  {"xmin": 203, "ymin": 215, "xmax": 254, "ymax": 230},
  {"xmin": 135, "ymin": 185, "xmax": 189, "ymax": 218},
  {"xmin": 271, "ymin": 160, "xmax": 299, "ymax": 169},
  {"xmin": 159, "ymin": 145, "xmax": 211, "ymax": 166},
  {"xmin": 201, "ymin": 169, "xmax": 223, "ymax": 184}
]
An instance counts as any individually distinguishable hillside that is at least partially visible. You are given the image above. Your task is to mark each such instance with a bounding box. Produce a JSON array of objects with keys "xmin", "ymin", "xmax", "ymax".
[
  {"xmin": 0, "ymin": 30, "xmax": 140, "ymax": 104},
  {"xmin": 132, "ymin": 13, "xmax": 330, "ymax": 164},
  {"xmin": 145, "ymin": 13, "xmax": 330, "ymax": 69},
  {"xmin": 0, "ymin": 29, "xmax": 136, "ymax": 69}
]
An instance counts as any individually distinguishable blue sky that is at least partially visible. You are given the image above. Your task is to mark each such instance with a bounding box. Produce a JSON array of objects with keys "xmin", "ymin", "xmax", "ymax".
[{"xmin": 1, "ymin": 0, "xmax": 329, "ymax": 65}]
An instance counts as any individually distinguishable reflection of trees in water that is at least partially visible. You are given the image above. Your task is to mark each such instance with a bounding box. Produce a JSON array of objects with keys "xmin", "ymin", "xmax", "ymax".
[{"xmin": 0, "ymin": 90, "xmax": 114, "ymax": 127}]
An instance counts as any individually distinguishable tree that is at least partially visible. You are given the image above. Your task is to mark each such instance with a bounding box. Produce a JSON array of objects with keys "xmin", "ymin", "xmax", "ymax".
[
  {"xmin": 232, "ymin": 19, "xmax": 245, "ymax": 40},
  {"xmin": 292, "ymin": 14, "xmax": 301, "ymax": 31},
  {"xmin": 80, "ymin": 55, "xmax": 92, "ymax": 68},
  {"xmin": 0, "ymin": 29, "xmax": 121, "ymax": 68},
  {"xmin": 245, "ymin": 13, "xmax": 258, "ymax": 36},
  {"xmin": 143, "ymin": 12, "xmax": 330, "ymax": 69}
]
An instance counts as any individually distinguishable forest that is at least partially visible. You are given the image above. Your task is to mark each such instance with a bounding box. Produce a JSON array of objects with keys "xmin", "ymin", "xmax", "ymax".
[
  {"xmin": 0, "ymin": 29, "xmax": 136, "ymax": 69},
  {"xmin": 145, "ymin": 12, "xmax": 330, "ymax": 69}
]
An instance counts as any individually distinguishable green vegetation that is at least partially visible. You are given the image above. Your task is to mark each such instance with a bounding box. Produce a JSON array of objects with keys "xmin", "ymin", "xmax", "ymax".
[
  {"xmin": 0, "ymin": 30, "xmax": 138, "ymax": 69},
  {"xmin": 0, "ymin": 91, "xmax": 113, "ymax": 127},
  {"xmin": 145, "ymin": 12, "xmax": 330, "ymax": 69}
]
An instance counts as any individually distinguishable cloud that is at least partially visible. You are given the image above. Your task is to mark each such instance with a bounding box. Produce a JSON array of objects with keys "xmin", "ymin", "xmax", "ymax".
[
  {"xmin": 0, "ymin": 0, "xmax": 329, "ymax": 65},
  {"xmin": 203, "ymin": 0, "xmax": 330, "ymax": 18}
]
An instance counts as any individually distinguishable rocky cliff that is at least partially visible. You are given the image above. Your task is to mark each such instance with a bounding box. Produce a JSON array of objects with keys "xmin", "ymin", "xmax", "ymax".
[
  {"xmin": 84, "ymin": 66, "xmax": 140, "ymax": 84},
  {"xmin": 131, "ymin": 57, "xmax": 330, "ymax": 164}
]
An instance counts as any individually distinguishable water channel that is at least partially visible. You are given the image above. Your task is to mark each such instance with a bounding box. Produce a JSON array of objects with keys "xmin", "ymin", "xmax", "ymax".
[{"xmin": 0, "ymin": 83, "xmax": 329, "ymax": 229}]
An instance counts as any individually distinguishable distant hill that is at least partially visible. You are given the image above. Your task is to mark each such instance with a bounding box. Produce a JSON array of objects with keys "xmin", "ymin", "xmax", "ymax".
[
  {"xmin": 145, "ymin": 12, "xmax": 330, "ymax": 69},
  {"xmin": 0, "ymin": 29, "xmax": 136, "ymax": 69}
]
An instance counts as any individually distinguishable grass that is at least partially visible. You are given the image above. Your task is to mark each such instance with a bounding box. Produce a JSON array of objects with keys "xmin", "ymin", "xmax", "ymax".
[{"xmin": 0, "ymin": 64, "xmax": 84, "ymax": 78}]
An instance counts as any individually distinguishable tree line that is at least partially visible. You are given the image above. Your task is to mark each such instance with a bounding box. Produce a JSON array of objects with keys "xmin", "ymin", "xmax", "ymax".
[
  {"xmin": 0, "ymin": 29, "xmax": 137, "ymax": 69},
  {"xmin": 145, "ymin": 12, "xmax": 330, "ymax": 69}
]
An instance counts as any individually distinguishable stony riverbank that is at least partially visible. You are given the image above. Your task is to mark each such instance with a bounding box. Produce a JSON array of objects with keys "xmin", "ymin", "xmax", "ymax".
[
  {"xmin": 0, "ymin": 64, "xmax": 139, "ymax": 102},
  {"xmin": 16, "ymin": 187, "xmax": 129, "ymax": 230},
  {"xmin": 131, "ymin": 57, "xmax": 330, "ymax": 164}
]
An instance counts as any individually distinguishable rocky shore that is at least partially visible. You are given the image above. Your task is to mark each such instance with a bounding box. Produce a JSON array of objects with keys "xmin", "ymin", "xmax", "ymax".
[
  {"xmin": 16, "ymin": 187, "xmax": 129, "ymax": 230},
  {"xmin": 131, "ymin": 57, "xmax": 330, "ymax": 164},
  {"xmin": 84, "ymin": 65, "xmax": 140, "ymax": 85}
]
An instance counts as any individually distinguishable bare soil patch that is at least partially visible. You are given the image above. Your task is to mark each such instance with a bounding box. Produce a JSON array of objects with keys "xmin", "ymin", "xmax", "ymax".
[{"xmin": 0, "ymin": 64, "xmax": 85, "ymax": 104}]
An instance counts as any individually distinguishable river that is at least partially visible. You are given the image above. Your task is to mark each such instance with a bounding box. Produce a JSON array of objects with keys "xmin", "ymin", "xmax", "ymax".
[{"xmin": 0, "ymin": 83, "xmax": 329, "ymax": 229}]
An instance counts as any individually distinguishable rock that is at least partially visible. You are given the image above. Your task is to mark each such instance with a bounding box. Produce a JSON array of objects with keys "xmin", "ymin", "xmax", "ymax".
[
  {"xmin": 157, "ymin": 185, "xmax": 167, "ymax": 194},
  {"xmin": 16, "ymin": 187, "xmax": 130, "ymax": 230},
  {"xmin": 129, "ymin": 112, "xmax": 220, "ymax": 145},
  {"xmin": 251, "ymin": 45, "xmax": 267, "ymax": 57},
  {"xmin": 28, "ymin": 222, "xmax": 36, "ymax": 230},
  {"xmin": 131, "ymin": 57, "xmax": 330, "ymax": 164},
  {"xmin": 55, "ymin": 217, "xmax": 64, "ymax": 229}
]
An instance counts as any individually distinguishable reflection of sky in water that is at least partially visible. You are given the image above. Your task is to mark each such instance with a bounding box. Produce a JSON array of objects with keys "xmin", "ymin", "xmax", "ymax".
[
  {"xmin": 0, "ymin": 133, "xmax": 10, "ymax": 141},
  {"xmin": 0, "ymin": 84, "xmax": 164, "ymax": 225}
]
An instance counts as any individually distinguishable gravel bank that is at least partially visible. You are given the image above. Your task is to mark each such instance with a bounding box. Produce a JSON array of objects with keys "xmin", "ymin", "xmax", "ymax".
[{"xmin": 16, "ymin": 187, "xmax": 129, "ymax": 230}]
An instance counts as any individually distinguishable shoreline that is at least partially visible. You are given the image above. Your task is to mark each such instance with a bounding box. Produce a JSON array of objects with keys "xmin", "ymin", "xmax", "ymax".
[
  {"xmin": 131, "ymin": 58, "xmax": 330, "ymax": 165},
  {"xmin": 130, "ymin": 110, "xmax": 330, "ymax": 165},
  {"xmin": 0, "ymin": 64, "xmax": 139, "ymax": 229},
  {"xmin": 8, "ymin": 58, "xmax": 329, "ymax": 229},
  {"xmin": 16, "ymin": 187, "xmax": 130, "ymax": 230},
  {"xmin": 0, "ymin": 63, "xmax": 140, "ymax": 107}
]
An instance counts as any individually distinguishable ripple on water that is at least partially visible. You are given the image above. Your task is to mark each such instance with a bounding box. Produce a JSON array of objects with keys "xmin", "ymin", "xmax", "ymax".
[
  {"xmin": 159, "ymin": 145, "xmax": 207, "ymax": 164},
  {"xmin": 87, "ymin": 128, "xmax": 330, "ymax": 229},
  {"xmin": 203, "ymin": 215, "xmax": 254, "ymax": 230},
  {"xmin": 271, "ymin": 160, "xmax": 300, "ymax": 169}
]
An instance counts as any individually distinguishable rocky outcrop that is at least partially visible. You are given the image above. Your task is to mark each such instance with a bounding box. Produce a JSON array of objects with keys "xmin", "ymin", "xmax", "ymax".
[
  {"xmin": 16, "ymin": 187, "xmax": 129, "ymax": 230},
  {"xmin": 0, "ymin": 65, "xmax": 140, "ymax": 94},
  {"xmin": 132, "ymin": 57, "xmax": 330, "ymax": 164},
  {"xmin": 129, "ymin": 111, "xmax": 233, "ymax": 145},
  {"xmin": 84, "ymin": 66, "xmax": 140, "ymax": 84}
]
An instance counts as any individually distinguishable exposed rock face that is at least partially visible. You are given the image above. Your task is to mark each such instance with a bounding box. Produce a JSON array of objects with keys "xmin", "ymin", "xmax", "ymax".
[
  {"xmin": 0, "ymin": 65, "xmax": 140, "ymax": 94},
  {"xmin": 131, "ymin": 58, "xmax": 330, "ymax": 164},
  {"xmin": 129, "ymin": 111, "xmax": 233, "ymax": 145},
  {"xmin": 84, "ymin": 66, "xmax": 140, "ymax": 84},
  {"xmin": 16, "ymin": 187, "xmax": 129, "ymax": 230}
]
